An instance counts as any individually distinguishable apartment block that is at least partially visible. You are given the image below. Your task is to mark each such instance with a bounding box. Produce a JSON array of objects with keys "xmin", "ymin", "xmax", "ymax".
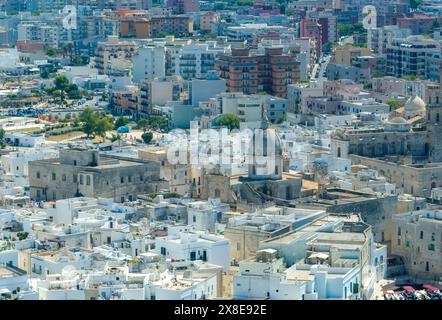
[
  {"xmin": 120, "ymin": 15, "xmax": 194, "ymax": 38},
  {"xmin": 386, "ymin": 36, "xmax": 441, "ymax": 81},
  {"xmin": 215, "ymin": 47, "xmax": 299, "ymax": 98}
]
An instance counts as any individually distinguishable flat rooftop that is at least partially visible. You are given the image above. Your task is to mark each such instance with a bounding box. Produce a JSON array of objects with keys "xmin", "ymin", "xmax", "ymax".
[
  {"xmin": 0, "ymin": 265, "xmax": 26, "ymax": 278},
  {"xmin": 261, "ymin": 214, "xmax": 362, "ymax": 245}
]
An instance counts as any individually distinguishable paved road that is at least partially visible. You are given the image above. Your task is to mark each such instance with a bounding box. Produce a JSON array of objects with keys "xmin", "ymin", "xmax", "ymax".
[{"xmin": 311, "ymin": 54, "xmax": 331, "ymax": 82}]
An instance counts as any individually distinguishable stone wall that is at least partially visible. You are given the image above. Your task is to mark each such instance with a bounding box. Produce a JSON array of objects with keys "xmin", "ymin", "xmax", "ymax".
[{"xmin": 326, "ymin": 194, "xmax": 397, "ymax": 253}]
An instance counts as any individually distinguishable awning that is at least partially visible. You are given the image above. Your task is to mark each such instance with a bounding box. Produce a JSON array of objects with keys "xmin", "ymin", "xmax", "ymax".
[
  {"xmin": 403, "ymin": 286, "xmax": 415, "ymax": 293},
  {"xmin": 423, "ymin": 284, "xmax": 440, "ymax": 292}
]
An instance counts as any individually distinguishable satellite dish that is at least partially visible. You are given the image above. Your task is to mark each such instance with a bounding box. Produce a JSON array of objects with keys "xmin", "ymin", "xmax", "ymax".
[{"xmin": 61, "ymin": 265, "xmax": 77, "ymax": 280}]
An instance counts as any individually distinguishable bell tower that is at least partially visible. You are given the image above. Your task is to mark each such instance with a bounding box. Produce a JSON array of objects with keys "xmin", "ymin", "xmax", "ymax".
[{"xmin": 426, "ymin": 83, "xmax": 442, "ymax": 162}]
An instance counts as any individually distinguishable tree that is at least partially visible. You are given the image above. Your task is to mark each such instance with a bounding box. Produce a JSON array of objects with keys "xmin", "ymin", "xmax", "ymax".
[
  {"xmin": 53, "ymin": 74, "xmax": 70, "ymax": 100},
  {"xmin": 78, "ymin": 108, "xmax": 99, "ymax": 138},
  {"xmin": 410, "ymin": 0, "xmax": 423, "ymax": 9},
  {"xmin": 0, "ymin": 128, "xmax": 5, "ymax": 148},
  {"xmin": 141, "ymin": 132, "xmax": 153, "ymax": 144},
  {"xmin": 137, "ymin": 118, "xmax": 150, "ymax": 132},
  {"xmin": 62, "ymin": 43, "xmax": 74, "ymax": 63},
  {"xmin": 110, "ymin": 133, "xmax": 122, "ymax": 142},
  {"xmin": 45, "ymin": 47, "xmax": 61, "ymax": 57},
  {"xmin": 216, "ymin": 114, "xmax": 241, "ymax": 130},
  {"xmin": 277, "ymin": 114, "xmax": 287, "ymax": 124},
  {"xmin": 148, "ymin": 115, "xmax": 169, "ymax": 130},
  {"xmin": 114, "ymin": 116, "xmax": 129, "ymax": 130},
  {"xmin": 338, "ymin": 23, "xmax": 365, "ymax": 37},
  {"xmin": 72, "ymin": 56, "xmax": 88, "ymax": 66},
  {"xmin": 41, "ymin": 70, "xmax": 49, "ymax": 79},
  {"xmin": 17, "ymin": 231, "xmax": 28, "ymax": 241},
  {"xmin": 386, "ymin": 100, "xmax": 402, "ymax": 111},
  {"xmin": 66, "ymin": 83, "xmax": 82, "ymax": 99},
  {"xmin": 95, "ymin": 117, "xmax": 113, "ymax": 141}
]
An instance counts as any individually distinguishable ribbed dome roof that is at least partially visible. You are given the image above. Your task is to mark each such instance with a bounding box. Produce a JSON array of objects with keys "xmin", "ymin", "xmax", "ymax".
[
  {"xmin": 388, "ymin": 117, "xmax": 407, "ymax": 124},
  {"xmin": 404, "ymin": 95, "xmax": 426, "ymax": 112}
]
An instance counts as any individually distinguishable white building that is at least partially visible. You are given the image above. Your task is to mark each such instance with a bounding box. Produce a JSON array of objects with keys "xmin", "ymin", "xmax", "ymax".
[
  {"xmin": 186, "ymin": 198, "xmax": 230, "ymax": 233},
  {"xmin": 176, "ymin": 42, "xmax": 226, "ymax": 80},
  {"xmin": 147, "ymin": 267, "xmax": 219, "ymax": 300},
  {"xmin": 154, "ymin": 226, "xmax": 231, "ymax": 271},
  {"xmin": 339, "ymin": 99, "xmax": 390, "ymax": 115},
  {"xmin": 216, "ymin": 92, "xmax": 263, "ymax": 123},
  {"xmin": 132, "ymin": 45, "xmax": 166, "ymax": 83},
  {"xmin": 29, "ymin": 247, "xmax": 94, "ymax": 276},
  {"xmin": 233, "ymin": 248, "xmax": 364, "ymax": 300},
  {"xmin": 0, "ymin": 265, "xmax": 29, "ymax": 293},
  {"xmin": 3, "ymin": 132, "xmax": 45, "ymax": 148},
  {"xmin": 368, "ymin": 25, "xmax": 412, "ymax": 55},
  {"xmin": 34, "ymin": 274, "xmax": 85, "ymax": 300},
  {"xmin": 189, "ymin": 74, "xmax": 226, "ymax": 106},
  {"xmin": 18, "ymin": 23, "xmax": 59, "ymax": 48}
]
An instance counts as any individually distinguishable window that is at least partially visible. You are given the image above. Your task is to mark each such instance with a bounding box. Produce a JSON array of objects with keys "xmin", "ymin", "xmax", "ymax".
[
  {"xmin": 62, "ymin": 174, "xmax": 66, "ymax": 182},
  {"xmin": 128, "ymin": 176, "xmax": 132, "ymax": 183},
  {"xmin": 86, "ymin": 175, "xmax": 91, "ymax": 186},
  {"xmin": 426, "ymin": 261, "xmax": 430, "ymax": 272},
  {"xmin": 420, "ymin": 231, "xmax": 424, "ymax": 239},
  {"xmin": 397, "ymin": 238, "xmax": 401, "ymax": 246},
  {"xmin": 121, "ymin": 177, "xmax": 124, "ymax": 183},
  {"xmin": 397, "ymin": 227, "xmax": 401, "ymax": 236},
  {"xmin": 73, "ymin": 175, "xmax": 77, "ymax": 183},
  {"xmin": 79, "ymin": 175, "xmax": 84, "ymax": 185},
  {"xmin": 52, "ymin": 173, "xmax": 56, "ymax": 180},
  {"xmin": 36, "ymin": 171, "xmax": 40, "ymax": 179},
  {"xmin": 193, "ymin": 216, "xmax": 196, "ymax": 223},
  {"xmin": 428, "ymin": 243, "xmax": 435, "ymax": 251},
  {"xmin": 140, "ymin": 175, "xmax": 143, "ymax": 181},
  {"xmin": 431, "ymin": 233, "xmax": 435, "ymax": 241}
]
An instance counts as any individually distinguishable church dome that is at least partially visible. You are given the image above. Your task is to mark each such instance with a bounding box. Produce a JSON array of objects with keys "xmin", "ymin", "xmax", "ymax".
[
  {"xmin": 385, "ymin": 116, "xmax": 410, "ymax": 132},
  {"xmin": 388, "ymin": 117, "xmax": 407, "ymax": 124},
  {"xmin": 404, "ymin": 95, "xmax": 426, "ymax": 112}
]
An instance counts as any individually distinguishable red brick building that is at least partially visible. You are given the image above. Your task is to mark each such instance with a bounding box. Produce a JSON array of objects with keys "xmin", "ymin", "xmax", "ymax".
[
  {"xmin": 215, "ymin": 47, "xmax": 299, "ymax": 98},
  {"xmin": 120, "ymin": 14, "xmax": 193, "ymax": 38}
]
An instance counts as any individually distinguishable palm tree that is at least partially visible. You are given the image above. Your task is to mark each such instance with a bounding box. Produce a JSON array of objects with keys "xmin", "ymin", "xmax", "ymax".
[{"xmin": 62, "ymin": 43, "xmax": 74, "ymax": 64}]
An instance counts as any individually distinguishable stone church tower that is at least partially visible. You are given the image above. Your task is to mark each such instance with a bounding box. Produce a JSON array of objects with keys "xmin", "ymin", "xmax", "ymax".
[
  {"xmin": 426, "ymin": 82, "xmax": 442, "ymax": 162},
  {"xmin": 248, "ymin": 120, "xmax": 283, "ymax": 180}
]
